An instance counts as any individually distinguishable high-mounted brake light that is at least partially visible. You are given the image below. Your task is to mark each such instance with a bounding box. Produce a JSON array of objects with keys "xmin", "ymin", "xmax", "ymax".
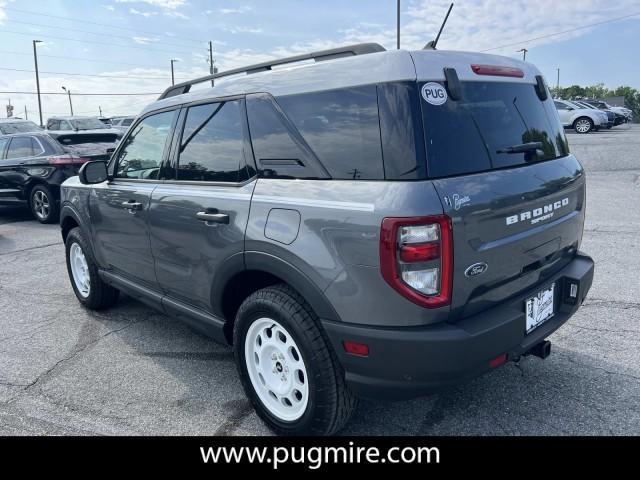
[
  {"xmin": 380, "ymin": 215, "xmax": 452, "ymax": 308},
  {"xmin": 471, "ymin": 64, "xmax": 524, "ymax": 78},
  {"xmin": 47, "ymin": 155, "xmax": 89, "ymax": 165}
]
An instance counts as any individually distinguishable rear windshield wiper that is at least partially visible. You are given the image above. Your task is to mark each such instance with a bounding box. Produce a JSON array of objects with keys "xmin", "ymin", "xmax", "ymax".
[{"xmin": 496, "ymin": 141, "xmax": 543, "ymax": 155}]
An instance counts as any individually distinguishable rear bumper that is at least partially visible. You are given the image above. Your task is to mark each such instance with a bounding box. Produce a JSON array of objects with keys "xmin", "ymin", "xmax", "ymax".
[{"xmin": 322, "ymin": 253, "xmax": 594, "ymax": 400}]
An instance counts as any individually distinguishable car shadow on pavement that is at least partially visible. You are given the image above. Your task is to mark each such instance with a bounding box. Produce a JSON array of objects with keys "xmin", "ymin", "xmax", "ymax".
[
  {"xmin": 66, "ymin": 293, "xmax": 636, "ymax": 436},
  {"xmin": 0, "ymin": 203, "xmax": 32, "ymax": 225}
]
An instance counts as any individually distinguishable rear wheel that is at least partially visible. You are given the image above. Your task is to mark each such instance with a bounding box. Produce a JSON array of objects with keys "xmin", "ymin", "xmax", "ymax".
[
  {"xmin": 65, "ymin": 227, "xmax": 119, "ymax": 309},
  {"xmin": 573, "ymin": 117, "xmax": 593, "ymax": 134},
  {"xmin": 29, "ymin": 184, "xmax": 58, "ymax": 223},
  {"xmin": 233, "ymin": 284, "xmax": 357, "ymax": 435}
]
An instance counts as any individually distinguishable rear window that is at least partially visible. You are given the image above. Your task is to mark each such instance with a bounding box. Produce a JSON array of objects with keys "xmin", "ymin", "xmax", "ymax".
[
  {"xmin": 70, "ymin": 118, "xmax": 107, "ymax": 130},
  {"xmin": 421, "ymin": 81, "xmax": 569, "ymax": 178},
  {"xmin": 0, "ymin": 121, "xmax": 41, "ymax": 135}
]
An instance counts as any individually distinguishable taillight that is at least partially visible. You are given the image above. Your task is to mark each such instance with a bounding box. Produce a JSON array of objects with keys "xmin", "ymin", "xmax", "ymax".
[
  {"xmin": 471, "ymin": 64, "xmax": 524, "ymax": 78},
  {"xmin": 47, "ymin": 155, "xmax": 89, "ymax": 165},
  {"xmin": 380, "ymin": 215, "xmax": 452, "ymax": 308}
]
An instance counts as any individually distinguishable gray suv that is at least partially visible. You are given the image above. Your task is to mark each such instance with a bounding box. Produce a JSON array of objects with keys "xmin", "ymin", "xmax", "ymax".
[{"xmin": 60, "ymin": 43, "xmax": 594, "ymax": 435}]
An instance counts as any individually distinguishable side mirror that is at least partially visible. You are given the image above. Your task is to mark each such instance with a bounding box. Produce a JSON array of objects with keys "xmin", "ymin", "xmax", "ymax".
[{"xmin": 79, "ymin": 161, "xmax": 109, "ymax": 185}]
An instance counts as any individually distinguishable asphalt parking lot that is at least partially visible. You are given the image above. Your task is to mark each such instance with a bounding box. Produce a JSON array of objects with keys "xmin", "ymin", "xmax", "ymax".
[{"xmin": 1, "ymin": 125, "xmax": 639, "ymax": 435}]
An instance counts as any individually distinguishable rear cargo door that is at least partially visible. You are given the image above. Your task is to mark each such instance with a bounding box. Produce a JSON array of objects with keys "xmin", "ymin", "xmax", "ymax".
[{"xmin": 420, "ymin": 80, "xmax": 586, "ymax": 320}]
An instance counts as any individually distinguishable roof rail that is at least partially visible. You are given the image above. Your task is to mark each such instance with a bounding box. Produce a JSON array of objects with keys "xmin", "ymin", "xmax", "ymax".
[{"xmin": 158, "ymin": 43, "xmax": 386, "ymax": 100}]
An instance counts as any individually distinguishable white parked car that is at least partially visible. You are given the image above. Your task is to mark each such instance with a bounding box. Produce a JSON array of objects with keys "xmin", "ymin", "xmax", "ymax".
[
  {"xmin": 110, "ymin": 116, "xmax": 136, "ymax": 132},
  {"xmin": 554, "ymin": 99, "xmax": 604, "ymax": 134}
]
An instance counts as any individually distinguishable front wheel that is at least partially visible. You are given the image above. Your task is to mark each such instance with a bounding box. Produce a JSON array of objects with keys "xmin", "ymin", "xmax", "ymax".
[
  {"xmin": 65, "ymin": 227, "xmax": 119, "ymax": 309},
  {"xmin": 234, "ymin": 284, "xmax": 357, "ymax": 435},
  {"xmin": 573, "ymin": 117, "xmax": 593, "ymax": 134}
]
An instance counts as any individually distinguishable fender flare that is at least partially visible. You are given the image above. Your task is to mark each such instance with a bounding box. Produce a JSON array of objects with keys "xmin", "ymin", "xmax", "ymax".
[
  {"xmin": 210, "ymin": 250, "xmax": 341, "ymax": 323},
  {"xmin": 59, "ymin": 204, "xmax": 96, "ymax": 258}
]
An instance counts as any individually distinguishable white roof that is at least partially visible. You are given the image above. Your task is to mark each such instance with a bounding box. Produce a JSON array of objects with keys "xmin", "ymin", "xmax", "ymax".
[{"xmin": 141, "ymin": 49, "xmax": 543, "ymax": 116}]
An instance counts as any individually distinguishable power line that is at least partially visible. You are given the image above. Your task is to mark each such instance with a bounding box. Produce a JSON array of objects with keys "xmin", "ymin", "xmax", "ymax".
[
  {"xmin": 0, "ymin": 91, "xmax": 160, "ymax": 96},
  {"xmin": 1, "ymin": 29, "xmax": 197, "ymax": 56},
  {"xmin": 481, "ymin": 11, "xmax": 640, "ymax": 52},
  {"xmin": 0, "ymin": 50, "xmax": 168, "ymax": 69},
  {"xmin": 8, "ymin": 18, "xmax": 205, "ymax": 50},
  {"xmin": 2, "ymin": 5, "xmax": 206, "ymax": 45},
  {"xmin": 0, "ymin": 66, "xmax": 175, "ymax": 81}
]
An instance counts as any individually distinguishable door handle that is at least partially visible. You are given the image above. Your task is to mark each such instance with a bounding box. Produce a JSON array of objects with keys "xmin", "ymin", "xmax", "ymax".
[
  {"xmin": 196, "ymin": 211, "xmax": 229, "ymax": 224},
  {"xmin": 122, "ymin": 200, "xmax": 143, "ymax": 211}
]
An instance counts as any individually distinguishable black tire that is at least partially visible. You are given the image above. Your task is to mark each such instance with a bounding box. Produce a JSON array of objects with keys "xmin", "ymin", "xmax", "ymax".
[
  {"xmin": 65, "ymin": 227, "xmax": 119, "ymax": 310},
  {"xmin": 233, "ymin": 284, "xmax": 357, "ymax": 435},
  {"xmin": 29, "ymin": 184, "xmax": 59, "ymax": 224},
  {"xmin": 573, "ymin": 117, "xmax": 593, "ymax": 134}
]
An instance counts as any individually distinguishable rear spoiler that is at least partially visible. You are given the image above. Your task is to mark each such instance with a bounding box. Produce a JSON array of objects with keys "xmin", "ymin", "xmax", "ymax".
[{"xmin": 49, "ymin": 132, "xmax": 120, "ymax": 146}]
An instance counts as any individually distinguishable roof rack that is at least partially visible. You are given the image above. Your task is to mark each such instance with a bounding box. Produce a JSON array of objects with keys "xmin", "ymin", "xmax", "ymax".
[{"xmin": 158, "ymin": 43, "xmax": 386, "ymax": 100}]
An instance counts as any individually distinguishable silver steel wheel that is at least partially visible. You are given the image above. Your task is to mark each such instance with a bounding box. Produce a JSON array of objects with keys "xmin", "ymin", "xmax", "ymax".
[
  {"xmin": 575, "ymin": 119, "xmax": 591, "ymax": 133},
  {"xmin": 69, "ymin": 243, "xmax": 91, "ymax": 298},
  {"xmin": 32, "ymin": 189, "xmax": 50, "ymax": 220},
  {"xmin": 244, "ymin": 317, "xmax": 309, "ymax": 422}
]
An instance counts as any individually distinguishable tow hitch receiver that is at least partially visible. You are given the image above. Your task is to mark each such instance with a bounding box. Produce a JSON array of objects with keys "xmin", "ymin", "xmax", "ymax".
[{"xmin": 526, "ymin": 340, "xmax": 552, "ymax": 359}]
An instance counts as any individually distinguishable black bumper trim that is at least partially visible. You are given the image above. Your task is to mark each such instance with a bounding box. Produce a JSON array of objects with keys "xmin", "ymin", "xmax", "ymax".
[{"xmin": 322, "ymin": 253, "xmax": 594, "ymax": 400}]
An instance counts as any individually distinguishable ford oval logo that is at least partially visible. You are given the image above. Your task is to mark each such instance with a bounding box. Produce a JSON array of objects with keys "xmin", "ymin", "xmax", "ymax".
[{"xmin": 465, "ymin": 262, "xmax": 488, "ymax": 277}]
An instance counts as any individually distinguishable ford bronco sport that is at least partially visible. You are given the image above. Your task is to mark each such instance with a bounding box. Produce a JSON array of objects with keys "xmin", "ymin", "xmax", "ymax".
[{"xmin": 60, "ymin": 43, "xmax": 594, "ymax": 435}]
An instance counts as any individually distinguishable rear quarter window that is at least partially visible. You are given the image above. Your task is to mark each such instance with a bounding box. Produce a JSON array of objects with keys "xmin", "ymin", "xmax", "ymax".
[{"xmin": 276, "ymin": 86, "xmax": 384, "ymax": 180}]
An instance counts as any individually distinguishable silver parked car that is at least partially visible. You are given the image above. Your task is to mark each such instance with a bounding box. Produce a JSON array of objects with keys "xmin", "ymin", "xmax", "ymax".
[{"xmin": 554, "ymin": 99, "xmax": 604, "ymax": 133}]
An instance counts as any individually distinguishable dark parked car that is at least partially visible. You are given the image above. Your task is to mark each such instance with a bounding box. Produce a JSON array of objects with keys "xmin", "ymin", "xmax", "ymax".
[
  {"xmin": 580, "ymin": 99, "xmax": 631, "ymax": 125},
  {"xmin": 0, "ymin": 119, "xmax": 43, "ymax": 135},
  {"xmin": 0, "ymin": 132, "xmax": 117, "ymax": 223},
  {"xmin": 60, "ymin": 43, "xmax": 594, "ymax": 434},
  {"xmin": 46, "ymin": 116, "xmax": 124, "ymax": 139}
]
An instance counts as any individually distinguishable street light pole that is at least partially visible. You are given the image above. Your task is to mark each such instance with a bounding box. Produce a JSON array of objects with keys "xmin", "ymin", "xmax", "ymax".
[
  {"xmin": 170, "ymin": 59, "xmax": 179, "ymax": 85},
  {"xmin": 61, "ymin": 86, "xmax": 73, "ymax": 116},
  {"xmin": 396, "ymin": 0, "xmax": 400, "ymax": 49},
  {"xmin": 32, "ymin": 40, "xmax": 43, "ymax": 127},
  {"xmin": 556, "ymin": 68, "xmax": 560, "ymax": 89}
]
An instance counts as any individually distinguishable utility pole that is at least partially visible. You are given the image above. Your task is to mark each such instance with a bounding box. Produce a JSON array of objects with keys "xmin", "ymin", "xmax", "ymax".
[
  {"xmin": 61, "ymin": 86, "xmax": 73, "ymax": 116},
  {"xmin": 32, "ymin": 40, "xmax": 43, "ymax": 127},
  {"xmin": 396, "ymin": 0, "xmax": 400, "ymax": 49},
  {"xmin": 170, "ymin": 59, "xmax": 179, "ymax": 85},
  {"xmin": 517, "ymin": 48, "xmax": 528, "ymax": 61},
  {"xmin": 556, "ymin": 68, "xmax": 560, "ymax": 89},
  {"xmin": 24, "ymin": 106, "xmax": 28, "ymax": 120},
  {"xmin": 209, "ymin": 41, "xmax": 215, "ymax": 86},
  {"xmin": 99, "ymin": 106, "xmax": 103, "ymax": 117}
]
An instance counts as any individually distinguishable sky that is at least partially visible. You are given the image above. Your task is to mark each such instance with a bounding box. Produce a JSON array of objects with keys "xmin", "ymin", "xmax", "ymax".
[{"xmin": 1, "ymin": 0, "xmax": 639, "ymax": 121}]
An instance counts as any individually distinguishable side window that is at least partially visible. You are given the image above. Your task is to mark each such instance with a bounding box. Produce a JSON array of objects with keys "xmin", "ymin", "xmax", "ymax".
[
  {"xmin": 30, "ymin": 137, "xmax": 45, "ymax": 156},
  {"xmin": 0, "ymin": 138, "xmax": 9, "ymax": 158},
  {"xmin": 554, "ymin": 102, "xmax": 568, "ymax": 110},
  {"xmin": 177, "ymin": 100, "xmax": 246, "ymax": 182},
  {"xmin": 6, "ymin": 137, "xmax": 34, "ymax": 158},
  {"xmin": 246, "ymin": 94, "xmax": 327, "ymax": 179},
  {"xmin": 47, "ymin": 120, "xmax": 59, "ymax": 130},
  {"xmin": 276, "ymin": 86, "xmax": 384, "ymax": 180},
  {"xmin": 115, "ymin": 110, "xmax": 176, "ymax": 179}
]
